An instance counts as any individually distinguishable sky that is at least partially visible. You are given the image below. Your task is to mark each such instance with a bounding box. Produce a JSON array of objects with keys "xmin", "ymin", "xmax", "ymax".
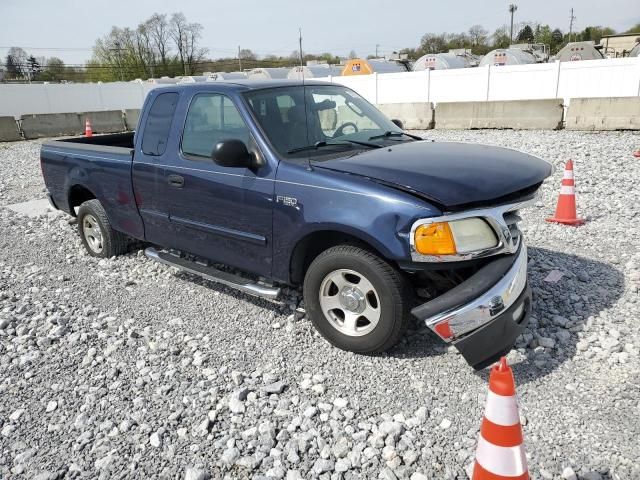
[{"xmin": 1, "ymin": 0, "xmax": 638, "ymax": 65}]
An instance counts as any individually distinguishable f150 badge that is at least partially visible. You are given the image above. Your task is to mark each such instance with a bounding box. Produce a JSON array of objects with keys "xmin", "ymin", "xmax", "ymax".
[{"xmin": 276, "ymin": 195, "xmax": 298, "ymax": 207}]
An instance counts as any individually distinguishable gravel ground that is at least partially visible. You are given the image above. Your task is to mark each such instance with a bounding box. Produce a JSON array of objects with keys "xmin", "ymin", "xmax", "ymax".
[{"xmin": 1, "ymin": 130, "xmax": 639, "ymax": 480}]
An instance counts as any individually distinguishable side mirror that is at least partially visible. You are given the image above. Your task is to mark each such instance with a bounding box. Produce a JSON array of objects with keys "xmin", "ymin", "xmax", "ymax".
[
  {"xmin": 213, "ymin": 139, "xmax": 253, "ymax": 168},
  {"xmin": 391, "ymin": 119, "xmax": 404, "ymax": 130}
]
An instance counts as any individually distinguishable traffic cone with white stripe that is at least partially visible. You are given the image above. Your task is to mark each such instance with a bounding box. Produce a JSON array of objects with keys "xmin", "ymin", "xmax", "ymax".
[
  {"xmin": 472, "ymin": 357, "xmax": 529, "ymax": 480},
  {"xmin": 545, "ymin": 160, "xmax": 584, "ymax": 225},
  {"xmin": 85, "ymin": 118, "xmax": 93, "ymax": 137}
]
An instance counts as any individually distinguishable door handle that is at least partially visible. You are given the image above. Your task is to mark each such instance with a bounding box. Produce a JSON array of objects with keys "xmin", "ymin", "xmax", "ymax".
[{"xmin": 168, "ymin": 174, "xmax": 184, "ymax": 188}]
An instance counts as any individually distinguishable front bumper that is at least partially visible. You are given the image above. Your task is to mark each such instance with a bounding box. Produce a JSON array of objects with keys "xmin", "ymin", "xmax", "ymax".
[{"xmin": 411, "ymin": 243, "xmax": 530, "ymax": 369}]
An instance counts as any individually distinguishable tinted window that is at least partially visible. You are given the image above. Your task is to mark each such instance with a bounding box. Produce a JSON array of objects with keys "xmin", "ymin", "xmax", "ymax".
[
  {"xmin": 141, "ymin": 92, "xmax": 178, "ymax": 156},
  {"xmin": 182, "ymin": 94, "xmax": 250, "ymax": 158},
  {"xmin": 244, "ymin": 85, "xmax": 401, "ymax": 158}
]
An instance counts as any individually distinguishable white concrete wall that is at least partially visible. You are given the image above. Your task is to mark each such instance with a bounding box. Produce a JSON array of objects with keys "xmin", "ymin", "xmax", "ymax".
[
  {"xmin": 0, "ymin": 82, "xmax": 150, "ymax": 119},
  {"xmin": 320, "ymin": 57, "xmax": 640, "ymax": 105},
  {"xmin": 0, "ymin": 57, "xmax": 639, "ymax": 118}
]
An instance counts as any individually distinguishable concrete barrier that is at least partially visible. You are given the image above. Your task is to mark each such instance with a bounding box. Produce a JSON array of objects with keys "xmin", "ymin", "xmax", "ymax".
[
  {"xmin": 565, "ymin": 97, "xmax": 640, "ymax": 130},
  {"xmin": 21, "ymin": 111, "xmax": 127, "ymax": 139},
  {"xmin": 377, "ymin": 103, "xmax": 434, "ymax": 130},
  {"xmin": 21, "ymin": 113, "xmax": 84, "ymax": 139},
  {"xmin": 82, "ymin": 111, "xmax": 127, "ymax": 133},
  {"xmin": 124, "ymin": 109, "xmax": 141, "ymax": 131},
  {"xmin": 434, "ymin": 99, "xmax": 564, "ymax": 130},
  {"xmin": 0, "ymin": 116, "xmax": 22, "ymax": 142}
]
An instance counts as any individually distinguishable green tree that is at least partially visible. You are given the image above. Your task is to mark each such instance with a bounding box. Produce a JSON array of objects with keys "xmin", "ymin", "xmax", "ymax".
[
  {"xmin": 624, "ymin": 24, "xmax": 640, "ymax": 34},
  {"xmin": 492, "ymin": 26, "xmax": 511, "ymax": 49},
  {"xmin": 517, "ymin": 25, "xmax": 534, "ymax": 42},
  {"xmin": 419, "ymin": 33, "xmax": 448, "ymax": 54}
]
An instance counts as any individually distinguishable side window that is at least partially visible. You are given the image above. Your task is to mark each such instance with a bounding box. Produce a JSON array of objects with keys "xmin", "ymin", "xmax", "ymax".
[
  {"xmin": 182, "ymin": 94, "xmax": 250, "ymax": 158},
  {"xmin": 141, "ymin": 92, "xmax": 178, "ymax": 156}
]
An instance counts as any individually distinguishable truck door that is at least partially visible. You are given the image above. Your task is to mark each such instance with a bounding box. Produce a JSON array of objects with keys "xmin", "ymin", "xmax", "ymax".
[
  {"xmin": 132, "ymin": 91, "xmax": 179, "ymax": 247},
  {"xmin": 165, "ymin": 93, "xmax": 274, "ymax": 278}
]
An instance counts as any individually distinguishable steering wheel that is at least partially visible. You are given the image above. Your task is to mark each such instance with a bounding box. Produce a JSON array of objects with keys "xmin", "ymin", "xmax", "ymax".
[{"xmin": 333, "ymin": 122, "xmax": 359, "ymax": 138}]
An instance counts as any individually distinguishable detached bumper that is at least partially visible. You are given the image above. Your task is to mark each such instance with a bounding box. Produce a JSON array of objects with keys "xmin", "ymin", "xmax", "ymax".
[{"xmin": 411, "ymin": 243, "xmax": 530, "ymax": 370}]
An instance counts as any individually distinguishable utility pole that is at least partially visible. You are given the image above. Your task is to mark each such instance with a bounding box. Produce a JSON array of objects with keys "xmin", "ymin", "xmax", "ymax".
[
  {"xmin": 111, "ymin": 41, "xmax": 124, "ymax": 81},
  {"xmin": 569, "ymin": 8, "xmax": 576, "ymax": 43},
  {"xmin": 238, "ymin": 45, "xmax": 242, "ymax": 71},
  {"xmin": 509, "ymin": 4, "xmax": 518, "ymax": 43},
  {"xmin": 376, "ymin": 44, "xmax": 380, "ymax": 58},
  {"xmin": 298, "ymin": 28, "xmax": 304, "ymax": 68}
]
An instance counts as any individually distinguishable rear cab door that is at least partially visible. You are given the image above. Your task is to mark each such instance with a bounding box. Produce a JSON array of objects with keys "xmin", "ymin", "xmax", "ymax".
[{"xmin": 132, "ymin": 89, "xmax": 180, "ymax": 247}]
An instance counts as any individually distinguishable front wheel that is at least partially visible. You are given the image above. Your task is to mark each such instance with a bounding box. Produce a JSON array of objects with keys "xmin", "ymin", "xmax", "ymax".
[{"xmin": 303, "ymin": 245, "xmax": 408, "ymax": 353}]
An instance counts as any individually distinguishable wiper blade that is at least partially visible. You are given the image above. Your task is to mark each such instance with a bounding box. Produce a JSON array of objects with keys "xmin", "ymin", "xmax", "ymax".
[
  {"xmin": 287, "ymin": 139, "xmax": 381, "ymax": 154},
  {"xmin": 343, "ymin": 139, "xmax": 383, "ymax": 149},
  {"xmin": 287, "ymin": 141, "xmax": 353, "ymax": 154},
  {"xmin": 368, "ymin": 131, "xmax": 423, "ymax": 141}
]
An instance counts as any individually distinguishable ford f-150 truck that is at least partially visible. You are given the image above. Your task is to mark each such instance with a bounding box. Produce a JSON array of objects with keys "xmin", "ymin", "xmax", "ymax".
[{"xmin": 41, "ymin": 80, "xmax": 551, "ymax": 369}]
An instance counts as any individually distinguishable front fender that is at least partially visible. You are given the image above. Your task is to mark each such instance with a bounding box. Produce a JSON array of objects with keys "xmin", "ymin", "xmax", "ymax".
[{"xmin": 272, "ymin": 162, "xmax": 441, "ymax": 283}]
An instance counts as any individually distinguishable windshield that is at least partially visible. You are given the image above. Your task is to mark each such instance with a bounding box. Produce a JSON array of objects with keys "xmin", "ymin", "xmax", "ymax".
[{"xmin": 243, "ymin": 85, "xmax": 404, "ymax": 158}]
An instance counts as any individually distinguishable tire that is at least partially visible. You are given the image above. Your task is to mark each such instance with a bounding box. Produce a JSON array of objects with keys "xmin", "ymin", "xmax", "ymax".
[
  {"xmin": 303, "ymin": 245, "xmax": 408, "ymax": 353},
  {"xmin": 77, "ymin": 199, "xmax": 129, "ymax": 258}
]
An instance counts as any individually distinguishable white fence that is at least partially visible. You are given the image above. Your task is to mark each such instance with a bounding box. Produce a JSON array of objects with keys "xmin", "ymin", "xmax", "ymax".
[
  {"xmin": 1, "ymin": 57, "xmax": 639, "ymax": 118},
  {"xmin": 0, "ymin": 82, "xmax": 155, "ymax": 119},
  {"xmin": 318, "ymin": 57, "xmax": 640, "ymax": 105}
]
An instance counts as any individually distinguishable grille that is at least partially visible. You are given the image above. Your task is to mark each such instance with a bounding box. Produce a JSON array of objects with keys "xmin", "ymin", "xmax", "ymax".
[{"xmin": 503, "ymin": 211, "xmax": 522, "ymax": 248}]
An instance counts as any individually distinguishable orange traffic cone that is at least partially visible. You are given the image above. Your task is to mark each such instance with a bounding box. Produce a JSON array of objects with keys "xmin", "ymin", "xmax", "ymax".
[
  {"xmin": 85, "ymin": 118, "xmax": 93, "ymax": 137},
  {"xmin": 546, "ymin": 160, "xmax": 584, "ymax": 226},
  {"xmin": 633, "ymin": 150, "xmax": 640, "ymax": 158},
  {"xmin": 472, "ymin": 357, "xmax": 529, "ymax": 480}
]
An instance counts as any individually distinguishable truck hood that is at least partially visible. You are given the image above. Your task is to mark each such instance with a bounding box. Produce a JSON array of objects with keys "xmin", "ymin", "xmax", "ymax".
[{"xmin": 312, "ymin": 141, "xmax": 552, "ymax": 209}]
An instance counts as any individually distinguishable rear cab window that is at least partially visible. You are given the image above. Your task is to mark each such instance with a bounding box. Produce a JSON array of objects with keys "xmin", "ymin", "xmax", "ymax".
[{"xmin": 141, "ymin": 92, "xmax": 179, "ymax": 156}]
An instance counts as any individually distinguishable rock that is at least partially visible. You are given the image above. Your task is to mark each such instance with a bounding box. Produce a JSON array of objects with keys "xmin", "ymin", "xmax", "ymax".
[
  {"xmin": 582, "ymin": 473, "xmax": 603, "ymax": 480},
  {"xmin": 45, "ymin": 401, "xmax": 58, "ymax": 412},
  {"xmin": 150, "ymin": 431, "xmax": 162, "ymax": 448},
  {"xmin": 221, "ymin": 447, "xmax": 240, "ymax": 467},
  {"xmin": 312, "ymin": 458, "xmax": 334, "ymax": 474},
  {"xmin": 439, "ymin": 418, "xmax": 452, "ymax": 429},
  {"xmin": 537, "ymin": 336, "xmax": 556, "ymax": 349},
  {"xmin": 262, "ymin": 381, "xmax": 287, "ymax": 394},
  {"xmin": 410, "ymin": 474, "xmax": 429, "ymax": 480},
  {"xmin": 577, "ymin": 271, "xmax": 590, "ymax": 282},
  {"xmin": 379, "ymin": 421, "xmax": 404, "ymax": 440},
  {"xmin": 333, "ymin": 397, "xmax": 348, "ymax": 409},
  {"xmin": 303, "ymin": 406, "xmax": 318, "ymax": 418},
  {"xmin": 561, "ymin": 467, "xmax": 578, "ymax": 480},
  {"xmin": 552, "ymin": 315, "xmax": 569, "ymax": 327},
  {"xmin": 228, "ymin": 397, "xmax": 245, "ymax": 414},
  {"xmin": 9, "ymin": 409, "xmax": 25, "ymax": 421},
  {"xmin": 335, "ymin": 458, "xmax": 351, "ymax": 472},
  {"xmin": 185, "ymin": 466, "xmax": 210, "ymax": 480}
]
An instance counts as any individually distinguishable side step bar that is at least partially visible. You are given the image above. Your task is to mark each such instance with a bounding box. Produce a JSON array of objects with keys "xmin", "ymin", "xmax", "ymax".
[{"xmin": 145, "ymin": 247, "xmax": 281, "ymax": 300}]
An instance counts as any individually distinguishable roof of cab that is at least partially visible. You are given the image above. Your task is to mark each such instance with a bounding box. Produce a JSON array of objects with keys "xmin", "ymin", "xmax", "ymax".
[{"xmin": 154, "ymin": 79, "xmax": 333, "ymax": 93}]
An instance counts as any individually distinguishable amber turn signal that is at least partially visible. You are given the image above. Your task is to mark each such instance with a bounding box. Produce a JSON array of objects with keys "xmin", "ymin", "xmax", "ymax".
[{"xmin": 414, "ymin": 222, "xmax": 457, "ymax": 255}]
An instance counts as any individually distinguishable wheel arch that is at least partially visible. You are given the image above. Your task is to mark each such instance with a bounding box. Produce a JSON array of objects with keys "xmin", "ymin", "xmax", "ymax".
[
  {"xmin": 289, "ymin": 227, "xmax": 395, "ymax": 285},
  {"xmin": 67, "ymin": 184, "xmax": 97, "ymax": 217}
]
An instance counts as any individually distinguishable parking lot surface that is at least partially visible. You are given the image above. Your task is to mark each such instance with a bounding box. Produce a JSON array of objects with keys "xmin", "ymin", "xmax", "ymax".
[{"xmin": 1, "ymin": 130, "xmax": 639, "ymax": 479}]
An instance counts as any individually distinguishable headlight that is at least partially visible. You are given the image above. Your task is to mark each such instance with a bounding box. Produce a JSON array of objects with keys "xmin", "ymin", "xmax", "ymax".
[{"xmin": 414, "ymin": 218, "xmax": 498, "ymax": 256}]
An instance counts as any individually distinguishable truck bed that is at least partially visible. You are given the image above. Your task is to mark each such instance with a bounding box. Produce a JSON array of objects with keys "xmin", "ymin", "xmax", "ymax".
[
  {"xmin": 54, "ymin": 131, "xmax": 135, "ymax": 149},
  {"xmin": 41, "ymin": 131, "xmax": 144, "ymax": 240}
]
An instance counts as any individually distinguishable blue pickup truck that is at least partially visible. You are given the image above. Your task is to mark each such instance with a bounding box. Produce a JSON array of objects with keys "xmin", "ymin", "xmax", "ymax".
[{"xmin": 41, "ymin": 80, "xmax": 551, "ymax": 369}]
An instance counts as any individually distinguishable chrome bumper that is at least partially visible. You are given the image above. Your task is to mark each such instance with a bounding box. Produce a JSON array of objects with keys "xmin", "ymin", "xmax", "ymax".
[{"xmin": 415, "ymin": 243, "xmax": 528, "ymax": 342}]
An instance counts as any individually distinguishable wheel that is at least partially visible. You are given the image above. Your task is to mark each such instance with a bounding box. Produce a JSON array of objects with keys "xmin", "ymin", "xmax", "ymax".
[
  {"xmin": 77, "ymin": 199, "xmax": 129, "ymax": 258},
  {"xmin": 303, "ymin": 245, "xmax": 408, "ymax": 353}
]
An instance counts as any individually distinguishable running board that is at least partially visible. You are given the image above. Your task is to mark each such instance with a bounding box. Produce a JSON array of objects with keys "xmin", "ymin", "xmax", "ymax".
[{"xmin": 144, "ymin": 247, "xmax": 281, "ymax": 300}]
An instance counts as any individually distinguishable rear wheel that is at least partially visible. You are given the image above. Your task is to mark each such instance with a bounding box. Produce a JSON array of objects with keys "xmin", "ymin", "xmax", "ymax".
[
  {"xmin": 303, "ymin": 245, "xmax": 408, "ymax": 353},
  {"xmin": 77, "ymin": 199, "xmax": 129, "ymax": 258}
]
